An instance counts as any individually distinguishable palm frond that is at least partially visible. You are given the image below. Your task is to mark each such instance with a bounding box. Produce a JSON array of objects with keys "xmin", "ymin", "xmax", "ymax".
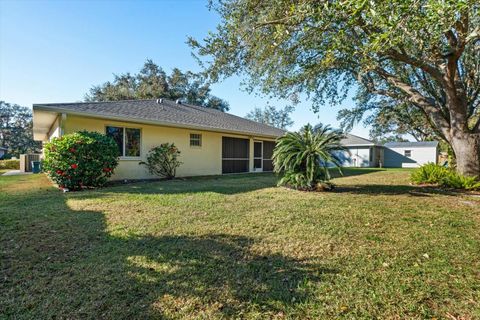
[{"xmin": 273, "ymin": 123, "xmax": 346, "ymax": 190}]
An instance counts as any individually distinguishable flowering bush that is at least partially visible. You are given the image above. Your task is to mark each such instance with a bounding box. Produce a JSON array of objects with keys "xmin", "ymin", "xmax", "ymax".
[
  {"xmin": 140, "ymin": 143, "xmax": 182, "ymax": 179},
  {"xmin": 42, "ymin": 131, "xmax": 119, "ymax": 190}
]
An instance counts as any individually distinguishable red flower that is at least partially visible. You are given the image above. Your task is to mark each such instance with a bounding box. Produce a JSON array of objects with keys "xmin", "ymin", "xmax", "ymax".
[
  {"xmin": 71, "ymin": 164, "xmax": 78, "ymax": 169},
  {"xmin": 103, "ymin": 167, "xmax": 112, "ymax": 172},
  {"xmin": 56, "ymin": 170, "xmax": 63, "ymax": 175},
  {"xmin": 69, "ymin": 148, "xmax": 76, "ymax": 152}
]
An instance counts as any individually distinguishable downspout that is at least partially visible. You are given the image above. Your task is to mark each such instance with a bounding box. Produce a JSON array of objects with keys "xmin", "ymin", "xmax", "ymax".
[{"xmin": 59, "ymin": 113, "xmax": 67, "ymax": 136}]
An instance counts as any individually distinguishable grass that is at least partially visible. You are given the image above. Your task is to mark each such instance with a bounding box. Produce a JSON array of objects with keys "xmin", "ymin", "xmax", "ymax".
[{"xmin": 1, "ymin": 169, "xmax": 479, "ymax": 319}]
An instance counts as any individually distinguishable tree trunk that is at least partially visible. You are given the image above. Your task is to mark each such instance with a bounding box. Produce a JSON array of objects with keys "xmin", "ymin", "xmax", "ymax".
[{"xmin": 450, "ymin": 132, "xmax": 480, "ymax": 177}]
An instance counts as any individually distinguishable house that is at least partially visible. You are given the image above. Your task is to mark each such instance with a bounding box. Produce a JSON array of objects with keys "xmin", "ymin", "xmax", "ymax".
[
  {"xmin": 32, "ymin": 99, "xmax": 285, "ymax": 180},
  {"xmin": 338, "ymin": 134, "xmax": 382, "ymax": 168},
  {"xmin": 383, "ymin": 141, "xmax": 439, "ymax": 168},
  {"xmin": 338, "ymin": 134, "xmax": 439, "ymax": 168},
  {"xmin": 0, "ymin": 147, "xmax": 7, "ymax": 159}
]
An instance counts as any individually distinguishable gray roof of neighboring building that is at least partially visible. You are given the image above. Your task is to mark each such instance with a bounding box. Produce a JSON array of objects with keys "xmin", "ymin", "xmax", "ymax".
[
  {"xmin": 33, "ymin": 99, "xmax": 286, "ymax": 138},
  {"xmin": 341, "ymin": 133, "xmax": 376, "ymax": 146},
  {"xmin": 384, "ymin": 141, "xmax": 439, "ymax": 148}
]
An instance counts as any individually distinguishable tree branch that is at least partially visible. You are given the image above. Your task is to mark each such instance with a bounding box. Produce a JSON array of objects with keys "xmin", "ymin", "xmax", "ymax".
[
  {"xmin": 465, "ymin": 27, "xmax": 480, "ymax": 44},
  {"xmin": 374, "ymin": 67, "xmax": 451, "ymax": 138},
  {"xmin": 383, "ymin": 49, "xmax": 445, "ymax": 84},
  {"xmin": 473, "ymin": 116, "xmax": 480, "ymax": 133}
]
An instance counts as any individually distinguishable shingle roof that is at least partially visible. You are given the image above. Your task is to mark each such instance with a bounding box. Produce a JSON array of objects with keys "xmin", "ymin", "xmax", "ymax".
[
  {"xmin": 384, "ymin": 141, "xmax": 439, "ymax": 148},
  {"xmin": 33, "ymin": 99, "xmax": 286, "ymax": 138},
  {"xmin": 341, "ymin": 133, "xmax": 376, "ymax": 146}
]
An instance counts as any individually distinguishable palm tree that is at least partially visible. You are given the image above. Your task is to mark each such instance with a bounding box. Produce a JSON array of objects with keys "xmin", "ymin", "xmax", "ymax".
[{"xmin": 273, "ymin": 123, "xmax": 347, "ymax": 190}]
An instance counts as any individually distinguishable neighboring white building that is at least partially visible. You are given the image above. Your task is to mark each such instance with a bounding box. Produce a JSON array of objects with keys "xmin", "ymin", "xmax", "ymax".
[
  {"xmin": 339, "ymin": 134, "xmax": 439, "ymax": 168},
  {"xmin": 338, "ymin": 134, "xmax": 382, "ymax": 168},
  {"xmin": 383, "ymin": 141, "xmax": 439, "ymax": 168}
]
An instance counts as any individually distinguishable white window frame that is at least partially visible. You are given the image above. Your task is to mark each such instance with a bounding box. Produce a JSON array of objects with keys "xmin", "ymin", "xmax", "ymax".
[
  {"xmin": 190, "ymin": 133, "xmax": 202, "ymax": 147},
  {"xmin": 105, "ymin": 125, "xmax": 142, "ymax": 159}
]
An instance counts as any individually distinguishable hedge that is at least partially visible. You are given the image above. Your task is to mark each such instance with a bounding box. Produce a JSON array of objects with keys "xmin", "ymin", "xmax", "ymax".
[{"xmin": 0, "ymin": 159, "xmax": 20, "ymax": 170}]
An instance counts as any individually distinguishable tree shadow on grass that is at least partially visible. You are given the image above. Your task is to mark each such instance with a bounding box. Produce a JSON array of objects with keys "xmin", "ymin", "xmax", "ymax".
[
  {"xmin": 334, "ymin": 184, "xmax": 457, "ymax": 196},
  {"xmin": 98, "ymin": 170, "xmax": 386, "ymax": 197},
  {"xmin": 1, "ymin": 187, "xmax": 334, "ymax": 319},
  {"xmin": 100, "ymin": 172, "xmax": 279, "ymax": 196},
  {"xmin": 122, "ymin": 234, "xmax": 334, "ymax": 318},
  {"xmin": 333, "ymin": 168, "xmax": 386, "ymax": 178}
]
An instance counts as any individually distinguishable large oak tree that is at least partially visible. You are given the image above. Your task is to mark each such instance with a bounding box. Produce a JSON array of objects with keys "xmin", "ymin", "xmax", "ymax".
[{"xmin": 190, "ymin": 0, "xmax": 480, "ymax": 176}]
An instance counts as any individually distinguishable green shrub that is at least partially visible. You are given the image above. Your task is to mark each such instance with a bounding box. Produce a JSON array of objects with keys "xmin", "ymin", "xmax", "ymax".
[
  {"xmin": 273, "ymin": 123, "xmax": 345, "ymax": 191},
  {"xmin": 440, "ymin": 172, "xmax": 480, "ymax": 190},
  {"xmin": 279, "ymin": 171, "xmax": 334, "ymax": 191},
  {"xmin": 411, "ymin": 163, "xmax": 480, "ymax": 190},
  {"xmin": 140, "ymin": 143, "xmax": 182, "ymax": 179},
  {"xmin": 278, "ymin": 171, "xmax": 311, "ymax": 190},
  {"xmin": 410, "ymin": 163, "xmax": 450, "ymax": 185},
  {"xmin": 0, "ymin": 159, "xmax": 20, "ymax": 170},
  {"xmin": 42, "ymin": 131, "xmax": 119, "ymax": 190}
]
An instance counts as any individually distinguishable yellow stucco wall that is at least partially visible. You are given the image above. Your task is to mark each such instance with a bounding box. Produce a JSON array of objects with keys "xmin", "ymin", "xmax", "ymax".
[{"xmin": 62, "ymin": 115, "xmax": 275, "ymax": 180}]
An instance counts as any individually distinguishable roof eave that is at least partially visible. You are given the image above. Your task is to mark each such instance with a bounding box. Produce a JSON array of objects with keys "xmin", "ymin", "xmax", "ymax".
[
  {"xmin": 343, "ymin": 143, "xmax": 378, "ymax": 147},
  {"xmin": 32, "ymin": 105, "xmax": 283, "ymax": 140},
  {"xmin": 384, "ymin": 144, "xmax": 438, "ymax": 148}
]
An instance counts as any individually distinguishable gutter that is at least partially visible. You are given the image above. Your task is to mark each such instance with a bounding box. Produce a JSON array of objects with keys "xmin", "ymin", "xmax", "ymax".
[{"xmin": 342, "ymin": 144, "xmax": 379, "ymax": 147}]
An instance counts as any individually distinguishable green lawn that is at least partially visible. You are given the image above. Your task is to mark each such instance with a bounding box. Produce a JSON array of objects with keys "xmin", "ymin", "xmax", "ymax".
[{"xmin": 1, "ymin": 169, "xmax": 479, "ymax": 319}]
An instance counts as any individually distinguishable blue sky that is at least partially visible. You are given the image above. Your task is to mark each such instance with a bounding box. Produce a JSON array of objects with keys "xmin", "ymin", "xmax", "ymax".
[{"xmin": 0, "ymin": 0, "xmax": 370, "ymax": 136}]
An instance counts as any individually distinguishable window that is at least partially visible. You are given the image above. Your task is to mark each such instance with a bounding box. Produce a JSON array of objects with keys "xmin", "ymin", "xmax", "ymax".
[
  {"xmin": 106, "ymin": 126, "xmax": 141, "ymax": 157},
  {"xmin": 190, "ymin": 133, "xmax": 202, "ymax": 147},
  {"xmin": 404, "ymin": 150, "xmax": 412, "ymax": 157},
  {"xmin": 125, "ymin": 128, "xmax": 141, "ymax": 157},
  {"xmin": 106, "ymin": 126, "xmax": 124, "ymax": 156}
]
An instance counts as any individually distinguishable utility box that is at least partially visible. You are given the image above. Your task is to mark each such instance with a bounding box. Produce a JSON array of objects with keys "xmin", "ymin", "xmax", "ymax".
[{"xmin": 20, "ymin": 154, "xmax": 41, "ymax": 172}]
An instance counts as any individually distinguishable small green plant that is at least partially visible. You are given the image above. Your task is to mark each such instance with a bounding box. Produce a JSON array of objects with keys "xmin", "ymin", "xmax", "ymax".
[
  {"xmin": 140, "ymin": 143, "xmax": 182, "ymax": 179},
  {"xmin": 440, "ymin": 172, "xmax": 480, "ymax": 190},
  {"xmin": 42, "ymin": 131, "xmax": 119, "ymax": 190},
  {"xmin": 0, "ymin": 159, "xmax": 20, "ymax": 170},
  {"xmin": 410, "ymin": 163, "xmax": 450, "ymax": 185},
  {"xmin": 273, "ymin": 123, "xmax": 345, "ymax": 191},
  {"xmin": 411, "ymin": 163, "xmax": 480, "ymax": 190}
]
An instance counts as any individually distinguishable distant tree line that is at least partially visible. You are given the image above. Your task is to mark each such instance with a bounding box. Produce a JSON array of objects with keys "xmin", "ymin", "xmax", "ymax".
[
  {"xmin": 245, "ymin": 105, "xmax": 294, "ymax": 129},
  {"xmin": 0, "ymin": 101, "xmax": 41, "ymax": 158},
  {"xmin": 85, "ymin": 59, "xmax": 230, "ymax": 112}
]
